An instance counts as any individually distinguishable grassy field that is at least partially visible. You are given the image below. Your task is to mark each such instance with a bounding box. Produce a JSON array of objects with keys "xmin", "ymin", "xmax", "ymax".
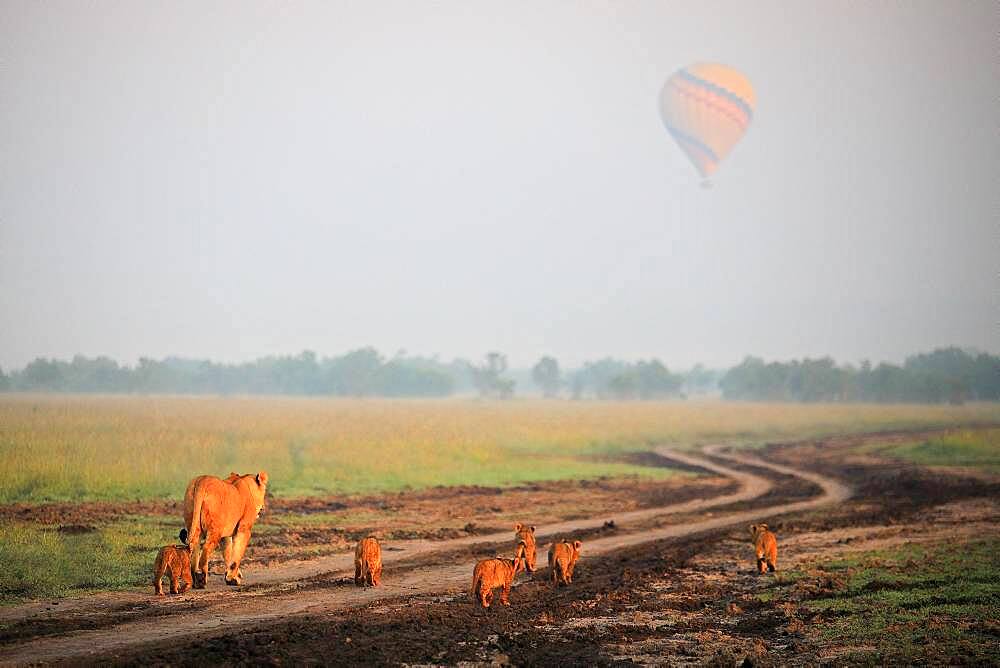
[
  {"xmin": 0, "ymin": 517, "xmax": 172, "ymax": 601},
  {"xmin": 764, "ymin": 540, "xmax": 1000, "ymax": 664},
  {"xmin": 879, "ymin": 428, "xmax": 1000, "ymax": 473},
  {"xmin": 1, "ymin": 395, "xmax": 998, "ymax": 504},
  {"xmin": 0, "ymin": 396, "xmax": 997, "ymax": 604}
]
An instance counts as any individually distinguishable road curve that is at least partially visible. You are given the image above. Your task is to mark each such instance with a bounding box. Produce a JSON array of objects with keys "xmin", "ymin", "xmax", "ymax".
[{"xmin": 0, "ymin": 447, "xmax": 850, "ymax": 666}]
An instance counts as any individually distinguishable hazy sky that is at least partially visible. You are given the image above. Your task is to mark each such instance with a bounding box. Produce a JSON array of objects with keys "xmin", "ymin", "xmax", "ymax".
[{"xmin": 1, "ymin": 1, "xmax": 997, "ymax": 370}]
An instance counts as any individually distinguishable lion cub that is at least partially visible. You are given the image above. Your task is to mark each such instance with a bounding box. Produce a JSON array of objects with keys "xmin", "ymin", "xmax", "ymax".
[
  {"xmin": 749, "ymin": 523, "xmax": 778, "ymax": 573},
  {"xmin": 471, "ymin": 540, "xmax": 528, "ymax": 608},
  {"xmin": 513, "ymin": 523, "xmax": 537, "ymax": 573},
  {"xmin": 354, "ymin": 536, "xmax": 383, "ymax": 587},
  {"xmin": 548, "ymin": 539, "xmax": 582, "ymax": 586},
  {"xmin": 153, "ymin": 535, "xmax": 193, "ymax": 595}
]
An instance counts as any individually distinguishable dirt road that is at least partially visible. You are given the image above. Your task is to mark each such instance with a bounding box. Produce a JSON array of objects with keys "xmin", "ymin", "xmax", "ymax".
[{"xmin": 0, "ymin": 446, "xmax": 850, "ymax": 665}]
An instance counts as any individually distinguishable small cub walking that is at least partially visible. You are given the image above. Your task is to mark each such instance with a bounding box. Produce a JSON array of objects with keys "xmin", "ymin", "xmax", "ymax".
[
  {"xmin": 513, "ymin": 523, "xmax": 538, "ymax": 573},
  {"xmin": 354, "ymin": 536, "xmax": 383, "ymax": 587},
  {"xmin": 749, "ymin": 523, "xmax": 778, "ymax": 573},
  {"xmin": 154, "ymin": 530, "xmax": 193, "ymax": 595},
  {"xmin": 471, "ymin": 540, "xmax": 528, "ymax": 608},
  {"xmin": 548, "ymin": 539, "xmax": 582, "ymax": 585}
]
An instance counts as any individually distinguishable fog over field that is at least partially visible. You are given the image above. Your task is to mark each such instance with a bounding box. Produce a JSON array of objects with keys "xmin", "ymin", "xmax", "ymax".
[{"xmin": 1, "ymin": 1, "xmax": 997, "ymax": 370}]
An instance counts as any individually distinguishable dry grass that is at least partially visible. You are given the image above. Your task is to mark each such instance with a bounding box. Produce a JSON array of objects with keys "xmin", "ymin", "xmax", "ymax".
[{"xmin": 1, "ymin": 394, "xmax": 997, "ymax": 503}]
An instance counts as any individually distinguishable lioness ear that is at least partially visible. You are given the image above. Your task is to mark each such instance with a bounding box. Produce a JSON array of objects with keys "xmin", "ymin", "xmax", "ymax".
[
  {"xmin": 256, "ymin": 471, "xmax": 268, "ymax": 487},
  {"xmin": 530, "ymin": 525, "xmax": 536, "ymax": 533},
  {"xmin": 749, "ymin": 524, "xmax": 757, "ymax": 533},
  {"xmin": 514, "ymin": 523, "xmax": 522, "ymax": 532},
  {"xmin": 759, "ymin": 523, "xmax": 768, "ymax": 530},
  {"xmin": 573, "ymin": 540, "xmax": 582, "ymax": 550}
]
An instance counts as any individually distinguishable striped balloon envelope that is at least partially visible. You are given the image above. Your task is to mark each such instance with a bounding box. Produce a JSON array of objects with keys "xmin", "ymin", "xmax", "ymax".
[{"xmin": 659, "ymin": 63, "xmax": 755, "ymax": 180}]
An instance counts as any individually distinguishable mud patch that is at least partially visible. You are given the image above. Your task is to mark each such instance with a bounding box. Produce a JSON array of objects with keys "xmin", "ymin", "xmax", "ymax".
[
  {"xmin": 103, "ymin": 532, "xmax": 725, "ymax": 667},
  {"xmin": 56, "ymin": 524, "xmax": 97, "ymax": 535}
]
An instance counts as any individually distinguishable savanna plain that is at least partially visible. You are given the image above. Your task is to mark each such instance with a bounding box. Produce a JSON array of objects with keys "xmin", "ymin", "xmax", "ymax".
[{"xmin": 1, "ymin": 395, "xmax": 998, "ymax": 665}]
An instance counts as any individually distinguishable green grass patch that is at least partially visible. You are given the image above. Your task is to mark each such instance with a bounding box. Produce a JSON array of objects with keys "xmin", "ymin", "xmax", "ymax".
[
  {"xmin": 0, "ymin": 517, "xmax": 178, "ymax": 604},
  {"xmin": 877, "ymin": 428, "xmax": 1000, "ymax": 473},
  {"xmin": 785, "ymin": 540, "xmax": 1000, "ymax": 664}
]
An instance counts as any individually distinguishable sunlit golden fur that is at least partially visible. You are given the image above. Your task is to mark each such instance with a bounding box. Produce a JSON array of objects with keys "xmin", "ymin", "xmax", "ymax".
[
  {"xmin": 749, "ymin": 523, "xmax": 777, "ymax": 573},
  {"xmin": 354, "ymin": 536, "xmax": 383, "ymax": 587},
  {"xmin": 513, "ymin": 523, "xmax": 537, "ymax": 572},
  {"xmin": 153, "ymin": 541, "xmax": 192, "ymax": 595},
  {"xmin": 471, "ymin": 541, "xmax": 527, "ymax": 608},
  {"xmin": 184, "ymin": 471, "xmax": 268, "ymax": 588},
  {"xmin": 548, "ymin": 539, "xmax": 582, "ymax": 586}
]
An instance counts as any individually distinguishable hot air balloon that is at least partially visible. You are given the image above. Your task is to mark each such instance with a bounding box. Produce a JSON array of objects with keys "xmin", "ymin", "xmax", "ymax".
[{"xmin": 659, "ymin": 63, "xmax": 755, "ymax": 182}]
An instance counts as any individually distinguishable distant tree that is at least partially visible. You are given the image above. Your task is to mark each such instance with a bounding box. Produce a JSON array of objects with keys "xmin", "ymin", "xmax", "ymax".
[
  {"xmin": 325, "ymin": 348, "xmax": 383, "ymax": 396},
  {"xmin": 683, "ymin": 363, "xmax": 719, "ymax": 396},
  {"xmin": 604, "ymin": 360, "xmax": 683, "ymax": 400},
  {"xmin": 634, "ymin": 359, "xmax": 683, "ymax": 399},
  {"xmin": 606, "ymin": 372, "xmax": 636, "ymax": 399},
  {"xmin": 531, "ymin": 356, "xmax": 561, "ymax": 398},
  {"xmin": 20, "ymin": 358, "xmax": 65, "ymax": 390},
  {"xmin": 471, "ymin": 352, "xmax": 515, "ymax": 399},
  {"xmin": 373, "ymin": 360, "xmax": 454, "ymax": 397},
  {"xmin": 573, "ymin": 358, "xmax": 630, "ymax": 399},
  {"xmin": 972, "ymin": 352, "xmax": 1000, "ymax": 401},
  {"xmin": 0, "ymin": 366, "xmax": 8, "ymax": 391}
]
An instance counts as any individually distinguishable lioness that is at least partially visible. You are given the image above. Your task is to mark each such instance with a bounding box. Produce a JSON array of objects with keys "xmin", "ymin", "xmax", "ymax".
[
  {"xmin": 183, "ymin": 471, "xmax": 268, "ymax": 588},
  {"xmin": 471, "ymin": 540, "xmax": 528, "ymax": 608},
  {"xmin": 354, "ymin": 536, "xmax": 382, "ymax": 587},
  {"xmin": 548, "ymin": 539, "xmax": 582, "ymax": 586},
  {"xmin": 153, "ymin": 531, "xmax": 193, "ymax": 595},
  {"xmin": 513, "ymin": 523, "xmax": 537, "ymax": 573},
  {"xmin": 749, "ymin": 523, "xmax": 777, "ymax": 573}
]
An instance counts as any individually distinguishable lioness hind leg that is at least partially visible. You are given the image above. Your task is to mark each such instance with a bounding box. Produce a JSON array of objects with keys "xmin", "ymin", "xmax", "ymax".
[
  {"xmin": 187, "ymin": 527, "xmax": 203, "ymax": 589},
  {"xmin": 224, "ymin": 530, "xmax": 250, "ymax": 586},
  {"xmin": 222, "ymin": 536, "xmax": 234, "ymax": 577},
  {"xmin": 480, "ymin": 587, "xmax": 493, "ymax": 608},
  {"xmin": 373, "ymin": 565, "xmax": 382, "ymax": 586},
  {"xmin": 355, "ymin": 562, "xmax": 363, "ymax": 587},
  {"xmin": 199, "ymin": 532, "xmax": 222, "ymax": 587},
  {"xmin": 500, "ymin": 582, "xmax": 511, "ymax": 606}
]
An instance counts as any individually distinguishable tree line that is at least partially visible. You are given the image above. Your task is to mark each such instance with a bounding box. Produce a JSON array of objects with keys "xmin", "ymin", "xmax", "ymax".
[
  {"xmin": 0, "ymin": 349, "xmax": 459, "ymax": 397},
  {"xmin": 719, "ymin": 348, "xmax": 1000, "ymax": 404},
  {"xmin": 0, "ymin": 346, "xmax": 995, "ymax": 404}
]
